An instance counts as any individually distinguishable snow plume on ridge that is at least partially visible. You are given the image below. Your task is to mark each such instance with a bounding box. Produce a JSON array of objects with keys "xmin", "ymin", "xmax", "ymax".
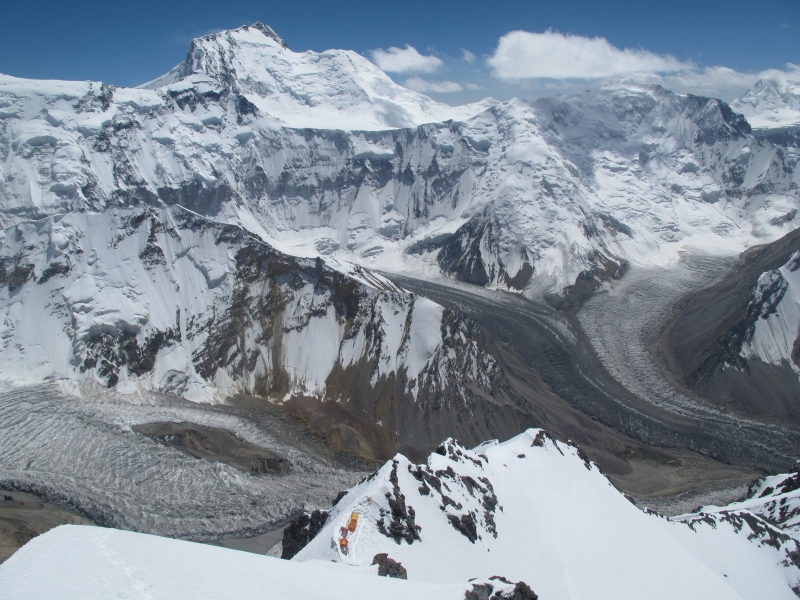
[{"xmin": 296, "ymin": 428, "xmax": 800, "ymax": 600}]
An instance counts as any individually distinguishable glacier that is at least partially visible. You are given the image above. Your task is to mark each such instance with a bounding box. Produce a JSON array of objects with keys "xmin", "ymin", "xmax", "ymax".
[
  {"xmin": 3, "ymin": 428, "xmax": 800, "ymax": 599},
  {"xmin": 2, "ymin": 20, "xmax": 800, "ymax": 597}
]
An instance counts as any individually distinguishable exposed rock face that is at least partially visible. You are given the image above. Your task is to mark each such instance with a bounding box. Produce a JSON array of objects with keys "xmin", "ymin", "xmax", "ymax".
[
  {"xmin": 281, "ymin": 509, "xmax": 329, "ymax": 559},
  {"xmin": 465, "ymin": 576, "xmax": 539, "ymax": 600},
  {"xmin": 664, "ymin": 227, "xmax": 800, "ymax": 423},
  {"xmin": 0, "ymin": 204, "xmax": 527, "ymax": 458},
  {"xmin": 410, "ymin": 440, "xmax": 499, "ymax": 542},
  {"xmin": 377, "ymin": 460, "xmax": 421, "ymax": 544},
  {"xmin": 371, "ymin": 553, "xmax": 408, "ymax": 579}
]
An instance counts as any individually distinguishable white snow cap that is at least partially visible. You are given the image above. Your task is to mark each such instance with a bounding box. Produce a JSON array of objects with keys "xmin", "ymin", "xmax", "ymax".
[
  {"xmin": 141, "ymin": 22, "xmax": 494, "ymax": 130},
  {"xmin": 731, "ymin": 68, "xmax": 800, "ymax": 129},
  {"xmin": 296, "ymin": 428, "xmax": 800, "ymax": 600}
]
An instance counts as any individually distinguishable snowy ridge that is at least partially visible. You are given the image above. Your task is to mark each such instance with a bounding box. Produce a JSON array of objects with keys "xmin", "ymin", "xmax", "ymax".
[
  {"xmin": 690, "ymin": 469, "xmax": 800, "ymax": 538},
  {"xmin": 731, "ymin": 72, "xmax": 800, "ymax": 130},
  {"xmin": 295, "ymin": 428, "xmax": 800, "ymax": 599},
  {"xmin": 740, "ymin": 250, "xmax": 800, "ymax": 373},
  {"xmin": 139, "ymin": 22, "xmax": 495, "ymax": 130},
  {"xmin": 2, "ymin": 428, "xmax": 800, "ymax": 599},
  {"xmin": 1, "ymin": 27, "xmax": 798, "ymax": 300},
  {"xmin": 0, "ymin": 205, "xmax": 501, "ymax": 409}
]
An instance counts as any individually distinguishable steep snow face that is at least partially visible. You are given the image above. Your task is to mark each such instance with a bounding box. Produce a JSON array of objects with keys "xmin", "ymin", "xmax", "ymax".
[
  {"xmin": 1, "ymin": 59, "xmax": 797, "ymax": 298},
  {"xmin": 732, "ymin": 75, "xmax": 800, "ymax": 129},
  {"xmin": 295, "ymin": 429, "xmax": 800, "ymax": 600},
  {"xmin": 740, "ymin": 251, "xmax": 800, "ymax": 373},
  {"xmin": 0, "ymin": 205, "xmax": 501, "ymax": 411},
  {"xmin": 0, "ymin": 525, "xmax": 472, "ymax": 600},
  {"xmin": 141, "ymin": 22, "xmax": 494, "ymax": 130}
]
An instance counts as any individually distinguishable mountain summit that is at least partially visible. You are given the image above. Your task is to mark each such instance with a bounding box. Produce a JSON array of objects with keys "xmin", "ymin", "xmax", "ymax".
[
  {"xmin": 731, "ymin": 72, "xmax": 800, "ymax": 129},
  {"xmin": 141, "ymin": 22, "xmax": 493, "ymax": 130}
]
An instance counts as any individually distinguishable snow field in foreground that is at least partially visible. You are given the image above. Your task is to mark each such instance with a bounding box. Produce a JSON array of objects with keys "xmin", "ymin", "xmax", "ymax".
[{"xmin": 0, "ymin": 525, "xmax": 468, "ymax": 600}]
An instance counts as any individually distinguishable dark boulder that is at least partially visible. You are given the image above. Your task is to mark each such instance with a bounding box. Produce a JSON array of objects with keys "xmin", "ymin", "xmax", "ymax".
[
  {"xmin": 465, "ymin": 576, "xmax": 538, "ymax": 600},
  {"xmin": 371, "ymin": 553, "xmax": 408, "ymax": 579},
  {"xmin": 281, "ymin": 509, "xmax": 329, "ymax": 559}
]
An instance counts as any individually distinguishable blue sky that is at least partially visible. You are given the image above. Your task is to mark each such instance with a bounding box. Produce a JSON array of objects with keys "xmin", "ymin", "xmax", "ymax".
[{"xmin": 1, "ymin": 0, "xmax": 798, "ymax": 102}]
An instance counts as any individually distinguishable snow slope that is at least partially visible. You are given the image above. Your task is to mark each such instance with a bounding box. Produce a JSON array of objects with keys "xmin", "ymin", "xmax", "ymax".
[
  {"xmin": 296, "ymin": 429, "xmax": 800, "ymax": 599},
  {"xmin": 739, "ymin": 249, "xmax": 800, "ymax": 372},
  {"xmin": 140, "ymin": 22, "xmax": 495, "ymax": 131},
  {"xmin": 731, "ymin": 72, "xmax": 800, "ymax": 129},
  {"xmin": 1, "ymin": 24, "xmax": 798, "ymax": 299},
  {"xmin": 0, "ymin": 525, "xmax": 471, "ymax": 600},
  {"xmin": 0, "ymin": 205, "xmax": 502, "ymax": 414}
]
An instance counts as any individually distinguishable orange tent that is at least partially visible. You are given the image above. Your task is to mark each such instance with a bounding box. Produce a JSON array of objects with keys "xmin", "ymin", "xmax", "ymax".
[{"xmin": 347, "ymin": 512, "xmax": 359, "ymax": 532}]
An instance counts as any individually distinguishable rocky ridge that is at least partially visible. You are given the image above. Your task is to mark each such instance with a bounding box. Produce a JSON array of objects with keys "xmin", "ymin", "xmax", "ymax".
[{"xmin": 294, "ymin": 428, "xmax": 800, "ymax": 600}]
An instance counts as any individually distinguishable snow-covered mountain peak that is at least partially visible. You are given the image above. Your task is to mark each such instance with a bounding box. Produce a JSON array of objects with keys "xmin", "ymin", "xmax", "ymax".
[
  {"xmin": 246, "ymin": 21, "xmax": 290, "ymax": 49},
  {"xmin": 140, "ymin": 22, "xmax": 494, "ymax": 130},
  {"xmin": 294, "ymin": 427, "xmax": 800, "ymax": 599},
  {"xmin": 731, "ymin": 72, "xmax": 800, "ymax": 129}
]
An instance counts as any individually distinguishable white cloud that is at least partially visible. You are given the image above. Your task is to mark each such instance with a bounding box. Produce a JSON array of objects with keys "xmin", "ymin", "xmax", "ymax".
[
  {"xmin": 488, "ymin": 30, "xmax": 691, "ymax": 80},
  {"xmin": 404, "ymin": 77, "xmax": 463, "ymax": 93},
  {"xmin": 461, "ymin": 48, "xmax": 476, "ymax": 64},
  {"xmin": 464, "ymin": 83, "xmax": 485, "ymax": 90},
  {"xmin": 371, "ymin": 45, "xmax": 443, "ymax": 74}
]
